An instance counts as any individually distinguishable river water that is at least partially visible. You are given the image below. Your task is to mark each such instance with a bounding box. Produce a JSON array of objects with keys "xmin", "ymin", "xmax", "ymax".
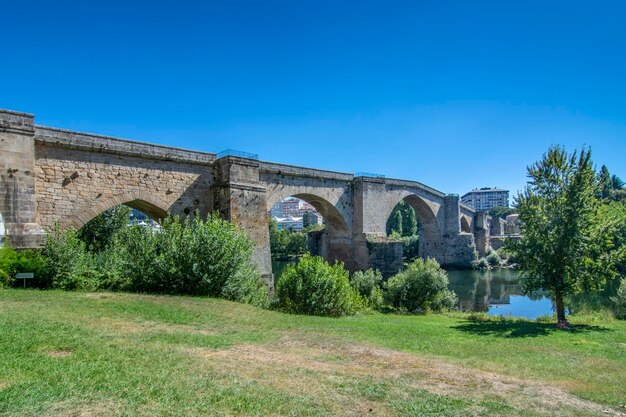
[
  {"xmin": 446, "ymin": 269, "xmax": 553, "ymax": 319},
  {"xmin": 272, "ymin": 261, "xmax": 615, "ymax": 319}
]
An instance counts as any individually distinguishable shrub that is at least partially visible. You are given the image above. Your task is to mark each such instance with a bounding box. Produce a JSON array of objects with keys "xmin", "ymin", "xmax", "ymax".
[
  {"xmin": 220, "ymin": 264, "xmax": 271, "ymax": 308},
  {"xmin": 44, "ymin": 226, "xmax": 100, "ymax": 290},
  {"xmin": 104, "ymin": 213, "xmax": 269, "ymax": 305},
  {"xmin": 612, "ymin": 278, "xmax": 626, "ymax": 319},
  {"xmin": 486, "ymin": 250, "xmax": 502, "ymax": 267},
  {"xmin": 351, "ymin": 269, "xmax": 383, "ymax": 310},
  {"xmin": 471, "ymin": 257, "xmax": 490, "ymax": 270},
  {"xmin": 0, "ymin": 246, "xmax": 46, "ymax": 285},
  {"xmin": 276, "ymin": 254, "xmax": 363, "ymax": 316},
  {"xmin": 383, "ymin": 258, "xmax": 457, "ymax": 313},
  {"xmin": 0, "ymin": 268, "xmax": 11, "ymax": 288},
  {"xmin": 401, "ymin": 235, "xmax": 420, "ymax": 262}
]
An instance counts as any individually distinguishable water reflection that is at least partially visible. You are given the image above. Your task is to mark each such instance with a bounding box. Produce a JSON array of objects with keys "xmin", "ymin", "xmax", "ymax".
[{"xmin": 447, "ymin": 269, "xmax": 553, "ymax": 319}]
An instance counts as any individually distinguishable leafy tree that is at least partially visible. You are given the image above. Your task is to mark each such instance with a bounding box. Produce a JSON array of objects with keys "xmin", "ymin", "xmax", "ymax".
[
  {"xmin": 508, "ymin": 146, "xmax": 624, "ymax": 327},
  {"xmin": 387, "ymin": 208, "xmax": 403, "ymax": 236},
  {"xmin": 612, "ymin": 174, "xmax": 625, "ymax": 190},
  {"xmin": 598, "ymin": 165, "xmax": 613, "ymax": 199},
  {"xmin": 488, "ymin": 206, "xmax": 517, "ymax": 219},
  {"xmin": 400, "ymin": 202, "xmax": 418, "ymax": 237},
  {"xmin": 387, "ymin": 200, "xmax": 420, "ymax": 237},
  {"xmin": 286, "ymin": 232, "xmax": 308, "ymax": 256},
  {"xmin": 302, "ymin": 211, "xmax": 312, "ymax": 228},
  {"xmin": 78, "ymin": 205, "xmax": 131, "ymax": 251}
]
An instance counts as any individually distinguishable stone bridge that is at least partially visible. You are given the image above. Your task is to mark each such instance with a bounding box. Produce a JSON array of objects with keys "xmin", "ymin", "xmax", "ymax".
[{"xmin": 1, "ymin": 109, "xmax": 494, "ymax": 287}]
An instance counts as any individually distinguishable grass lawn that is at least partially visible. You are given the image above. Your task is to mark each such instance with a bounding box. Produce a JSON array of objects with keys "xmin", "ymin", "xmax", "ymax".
[{"xmin": 1, "ymin": 289, "xmax": 625, "ymax": 416}]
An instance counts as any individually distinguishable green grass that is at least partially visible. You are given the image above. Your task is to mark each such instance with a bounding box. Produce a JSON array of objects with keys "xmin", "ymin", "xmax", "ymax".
[{"xmin": 1, "ymin": 289, "xmax": 625, "ymax": 416}]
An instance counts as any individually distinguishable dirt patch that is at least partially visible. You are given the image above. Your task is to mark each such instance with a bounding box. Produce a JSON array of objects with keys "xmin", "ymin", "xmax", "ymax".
[
  {"xmin": 80, "ymin": 317, "xmax": 219, "ymax": 337},
  {"xmin": 189, "ymin": 336, "xmax": 624, "ymax": 416},
  {"xmin": 48, "ymin": 350, "xmax": 73, "ymax": 357},
  {"xmin": 43, "ymin": 400, "xmax": 121, "ymax": 416}
]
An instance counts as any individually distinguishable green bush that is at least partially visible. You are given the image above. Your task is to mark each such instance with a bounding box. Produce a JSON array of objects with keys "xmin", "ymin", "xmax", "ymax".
[
  {"xmin": 105, "ymin": 213, "xmax": 269, "ymax": 306},
  {"xmin": 485, "ymin": 250, "xmax": 502, "ymax": 267},
  {"xmin": 401, "ymin": 235, "xmax": 420, "ymax": 262},
  {"xmin": 612, "ymin": 278, "xmax": 626, "ymax": 319},
  {"xmin": 276, "ymin": 254, "xmax": 363, "ymax": 316},
  {"xmin": 0, "ymin": 245, "xmax": 48, "ymax": 287},
  {"xmin": 471, "ymin": 257, "xmax": 490, "ymax": 270},
  {"xmin": 350, "ymin": 269, "xmax": 383, "ymax": 310},
  {"xmin": 383, "ymin": 258, "xmax": 457, "ymax": 313},
  {"xmin": 0, "ymin": 268, "xmax": 11, "ymax": 288},
  {"xmin": 44, "ymin": 226, "xmax": 100, "ymax": 290}
]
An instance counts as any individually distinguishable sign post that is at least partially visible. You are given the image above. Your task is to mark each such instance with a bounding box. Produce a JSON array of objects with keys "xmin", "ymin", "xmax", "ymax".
[{"xmin": 15, "ymin": 273, "xmax": 34, "ymax": 288}]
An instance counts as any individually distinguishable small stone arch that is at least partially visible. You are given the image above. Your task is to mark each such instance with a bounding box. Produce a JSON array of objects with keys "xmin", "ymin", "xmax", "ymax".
[
  {"xmin": 460, "ymin": 216, "xmax": 471, "ymax": 233},
  {"xmin": 66, "ymin": 191, "xmax": 170, "ymax": 230}
]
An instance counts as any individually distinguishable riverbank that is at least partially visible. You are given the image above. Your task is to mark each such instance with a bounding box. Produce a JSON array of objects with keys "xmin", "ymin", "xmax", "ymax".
[{"xmin": 1, "ymin": 289, "xmax": 625, "ymax": 416}]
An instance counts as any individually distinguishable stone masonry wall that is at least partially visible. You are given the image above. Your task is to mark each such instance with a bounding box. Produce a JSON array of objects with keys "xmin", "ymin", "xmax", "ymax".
[{"xmin": 35, "ymin": 142, "xmax": 213, "ymax": 230}]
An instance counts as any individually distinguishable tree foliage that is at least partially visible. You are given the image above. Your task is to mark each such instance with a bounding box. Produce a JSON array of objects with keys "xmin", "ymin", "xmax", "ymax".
[
  {"xmin": 488, "ymin": 206, "xmax": 517, "ymax": 219},
  {"xmin": 508, "ymin": 146, "xmax": 625, "ymax": 326},
  {"xmin": 77, "ymin": 205, "xmax": 131, "ymax": 251},
  {"xmin": 268, "ymin": 217, "xmax": 309, "ymax": 260},
  {"xmin": 387, "ymin": 200, "xmax": 421, "ymax": 237}
]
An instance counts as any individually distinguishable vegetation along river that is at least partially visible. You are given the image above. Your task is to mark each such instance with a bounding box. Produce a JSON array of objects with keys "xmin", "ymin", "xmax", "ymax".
[{"xmin": 273, "ymin": 261, "xmax": 616, "ymax": 319}]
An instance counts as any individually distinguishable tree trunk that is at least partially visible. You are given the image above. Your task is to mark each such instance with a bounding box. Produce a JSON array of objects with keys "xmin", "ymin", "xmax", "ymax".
[{"xmin": 555, "ymin": 290, "xmax": 568, "ymax": 328}]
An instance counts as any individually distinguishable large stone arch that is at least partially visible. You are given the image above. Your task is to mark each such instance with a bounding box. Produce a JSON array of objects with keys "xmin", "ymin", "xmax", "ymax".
[
  {"xmin": 265, "ymin": 188, "xmax": 352, "ymax": 267},
  {"xmin": 385, "ymin": 192, "xmax": 445, "ymax": 263},
  {"xmin": 66, "ymin": 190, "xmax": 170, "ymax": 230}
]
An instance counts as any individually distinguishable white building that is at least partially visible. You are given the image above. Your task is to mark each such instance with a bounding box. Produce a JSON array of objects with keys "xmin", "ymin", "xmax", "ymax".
[
  {"xmin": 269, "ymin": 197, "xmax": 323, "ymax": 223},
  {"xmin": 461, "ymin": 188, "xmax": 509, "ymax": 212},
  {"xmin": 275, "ymin": 216, "xmax": 304, "ymax": 231}
]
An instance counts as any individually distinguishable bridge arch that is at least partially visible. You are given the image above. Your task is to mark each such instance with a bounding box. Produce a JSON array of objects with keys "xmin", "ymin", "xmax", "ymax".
[
  {"xmin": 266, "ymin": 191, "xmax": 352, "ymax": 266},
  {"xmin": 66, "ymin": 191, "xmax": 170, "ymax": 230},
  {"xmin": 460, "ymin": 216, "xmax": 471, "ymax": 233},
  {"xmin": 385, "ymin": 193, "xmax": 444, "ymax": 262}
]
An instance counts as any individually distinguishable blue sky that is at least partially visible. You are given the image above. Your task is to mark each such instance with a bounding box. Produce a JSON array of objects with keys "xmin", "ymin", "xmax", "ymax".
[{"xmin": 2, "ymin": 1, "xmax": 625, "ymax": 200}]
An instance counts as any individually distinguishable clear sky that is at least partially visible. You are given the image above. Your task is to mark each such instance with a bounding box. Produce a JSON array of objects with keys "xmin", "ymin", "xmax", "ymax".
[{"xmin": 2, "ymin": 1, "xmax": 625, "ymax": 201}]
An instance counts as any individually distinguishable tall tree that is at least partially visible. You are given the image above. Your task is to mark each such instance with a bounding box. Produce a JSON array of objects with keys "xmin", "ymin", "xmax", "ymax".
[
  {"xmin": 388, "ymin": 209, "xmax": 403, "ymax": 237},
  {"xmin": 598, "ymin": 165, "xmax": 612, "ymax": 199},
  {"xmin": 302, "ymin": 211, "xmax": 312, "ymax": 229},
  {"xmin": 78, "ymin": 205, "xmax": 131, "ymax": 252},
  {"xmin": 400, "ymin": 202, "xmax": 418, "ymax": 237},
  {"xmin": 508, "ymin": 146, "xmax": 622, "ymax": 327},
  {"xmin": 611, "ymin": 174, "xmax": 625, "ymax": 190}
]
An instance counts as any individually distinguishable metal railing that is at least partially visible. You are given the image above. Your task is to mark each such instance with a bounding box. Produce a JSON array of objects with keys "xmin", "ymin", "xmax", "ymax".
[
  {"xmin": 216, "ymin": 149, "xmax": 259, "ymax": 160},
  {"xmin": 354, "ymin": 172, "xmax": 385, "ymax": 178}
]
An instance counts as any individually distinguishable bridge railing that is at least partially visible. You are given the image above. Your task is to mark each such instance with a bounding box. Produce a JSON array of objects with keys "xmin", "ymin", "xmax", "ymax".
[
  {"xmin": 216, "ymin": 149, "xmax": 259, "ymax": 160},
  {"xmin": 354, "ymin": 172, "xmax": 385, "ymax": 178}
]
